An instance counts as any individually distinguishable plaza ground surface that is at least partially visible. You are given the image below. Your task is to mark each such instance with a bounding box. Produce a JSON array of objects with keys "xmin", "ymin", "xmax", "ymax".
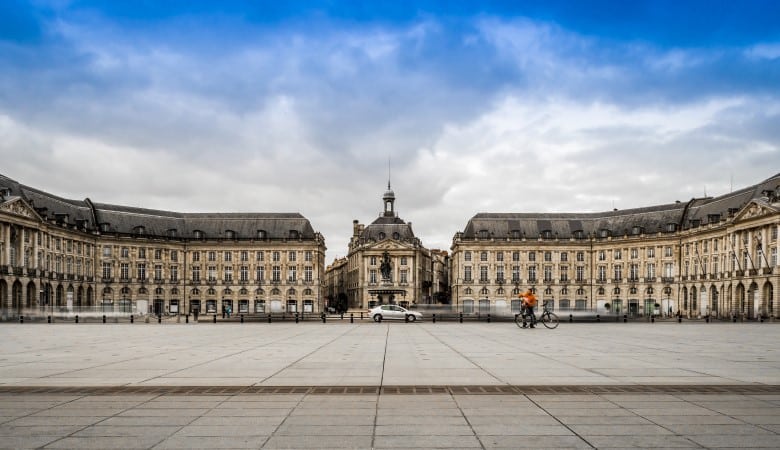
[{"xmin": 1, "ymin": 322, "xmax": 779, "ymax": 448}]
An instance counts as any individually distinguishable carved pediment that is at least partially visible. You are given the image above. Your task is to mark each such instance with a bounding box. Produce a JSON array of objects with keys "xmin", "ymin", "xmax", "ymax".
[
  {"xmin": 732, "ymin": 200, "xmax": 780, "ymax": 224},
  {"xmin": 0, "ymin": 197, "xmax": 43, "ymax": 222},
  {"xmin": 369, "ymin": 240, "xmax": 412, "ymax": 251}
]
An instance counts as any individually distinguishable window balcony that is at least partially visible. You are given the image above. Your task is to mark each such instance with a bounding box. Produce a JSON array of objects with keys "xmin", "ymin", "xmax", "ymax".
[
  {"xmin": 558, "ymin": 279, "xmax": 570, "ymax": 284},
  {"xmin": 763, "ymin": 267, "xmax": 774, "ymax": 275},
  {"xmin": 735, "ymin": 270, "xmax": 744, "ymax": 277},
  {"xmin": 612, "ymin": 278, "xmax": 622, "ymax": 283},
  {"xmin": 154, "ymin": 278, "xmax": 164, "ymax": 284},
  {"xmin": 101, "ymin": 277, "xmax": 114, "ymax": 283},
  {"xmin": 748, "ymin": 269, "xmax": 758, "ymax": 276},
  {"xmin": 627, "ymin": 277, "xmax": 639, "ymax": 283},
  {"xmin": 644, "ymin": 277, "xmax": 656, "ymax": 283},
  {"xmin": 596, "ymin": 279, "xmax": 607, "ymax": 284},
  {"xmin": 661, "ymin": 277, "xmax": 675, "ymax": 284}
]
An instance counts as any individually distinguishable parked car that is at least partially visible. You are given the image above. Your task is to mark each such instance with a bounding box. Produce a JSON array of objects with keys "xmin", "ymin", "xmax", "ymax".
[{"xmin": 369, "ymin": 304, "xmax": 423, "ymax": 322}]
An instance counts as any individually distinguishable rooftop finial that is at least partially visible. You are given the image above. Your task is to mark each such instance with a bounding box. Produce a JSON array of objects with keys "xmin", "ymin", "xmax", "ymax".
[{"xmin": 387, "ymin": 156, "xmax": 391, "ymax": 190}]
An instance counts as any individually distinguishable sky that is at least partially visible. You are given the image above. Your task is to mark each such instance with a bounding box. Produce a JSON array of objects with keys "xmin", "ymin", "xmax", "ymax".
[{"xmin": 1, "ymin": 0, "xmax": 779, "ymax": 263}]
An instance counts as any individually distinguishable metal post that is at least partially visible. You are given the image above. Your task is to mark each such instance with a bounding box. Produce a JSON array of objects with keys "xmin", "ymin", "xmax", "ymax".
[
  {"xmin": 47, "ymin": 315, "xmax": 51, "ymax": 323},
  {"xmin": 19, "ymin": 315, "xmax": 23, "ymax": 323},
  {"xmin": 432, "ymin": 313, "xmax": 436, "ymax": 323},
  {"xmin": 158, "ymin": 315, "xmax": 161, "ymax": 324},
  {"xmin": 350, "ymin": 313, "xmax": 354, "ymax": 323},
  {"xmin": 295, "ymin": 313, "xmax": 299, "ymax": 323},
  {"xmin": 569, "ymin": 314, "xmax": 573, "ymax": 323},
  {"xmin": 268, "ymin": 313, "xmax": 272, "ymax": 323},
  {"xmin": 321, "ymin": 312, "xmax": 326, "ymax": 323},
  {"xmin": 596, "ymin": 314, "xmax": 600, "ymax": 322},
  {"xmin": 459, "ymin": 312, "xmax": 463, "ymax": 323},
  {"xmin": 241, "ymin": 314, "xmax": 244, "ymax": 323},
  {"xmin": 213, "ymin": 314, "xmax": 217, "ymax": 323},
  {"xmin": 102, "ymin": 314, "xmax": 106, "ymax": 323},
  {"xmin": 75, "ymin": 315, "xmax": 79, "ymax": 323},
  {"xmin": 487, "ymin": 313, "xmax": 491, "ymax": 323},
  {"xmin": 185, "ymin": 314, "xmax": 188, "ymax": 324},
  {"xmin": 131, "ymin": 314, "xmax": 134, "ymax": 324},
  {"xmin": 623, "ymin": 314, "xmax": 627, "ymax": 323},
  {"xmin": 651, "ymin": 315, "xmax": 654, "ymax": 323}
]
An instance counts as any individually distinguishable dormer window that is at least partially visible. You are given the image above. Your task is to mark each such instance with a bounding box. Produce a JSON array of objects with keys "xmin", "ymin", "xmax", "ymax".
[
  {"xmin": 511, "ymin": 230, "xmax": 521, "ymax": 239},
  {"xmin": 707, "ymin": 214, "xmax": 721, "ymax": 224},
  {"xmin": 689, "ymin": 219, "xmax": 700, "ymax": 228},
  {"xmin": 289, "ymin": 230, "xmax": 299, "ymax": 239},
  {"xmin": 225, "ymin": 230, "xmax": 236, "ymax": 239},
  {"xmin": 378, "ymin": 232, "xmax": 386, "ymax": 240},
  {"xmin": 665, "ymin": 223, "xmax": 677, "ymax": 233},
  {"xmin": 392, "ymin": 232, "xmax": 400, "ymax": 240},
  {"xmin": 133, "ymin": 226, "xmax": 145, "ymax": 236},
  {"xmin": 631, "ymin": 226, "xmax": 642, "ymax": 236},
  {"xmin": 257, "ymin": 230, "xmax": 266, "ymax": 239},
  {"xmin": 541, "ymin": 230, "xmax": 553, "ymax": 240},
  {"xmin": 167, "ymin": 229, "xmax": 177, "ymax": 238},
  {"xmin": 100, "ymin": 223, "xmax": 110, "ymax": 232},
  {"xmin": 573, "ymin": 230, "xmax": 585, "ymax": 240},
  {"xmin": 479, "ymin": 230, "xmax": 489, "ymax": 239},
  {"xmin": 193, "ymin": 230, "xmax": 204, "ymax": 239},
  {"xmin": 599, "ymin": 229, "xmax": 610, "ymax": 238}
]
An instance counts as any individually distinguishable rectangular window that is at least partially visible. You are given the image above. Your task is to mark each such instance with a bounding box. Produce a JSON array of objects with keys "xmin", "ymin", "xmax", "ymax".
[
  {"xmin": 496, "ymin": 265, "xmax": 504, "ymax": 281},
  {"xmin": 256, "ymin": 266, "xmax": 265, "ymax": 281},
  {"xmin": 208, "ymin": 251, "xmax": 216, "ymax": 262},
  {"xmin": 400, "ymin": 270, "xmax": 408, "ymax": 284},
  {"xmin": 614, "ymin": 265, "xmax": 622, "ymax": 281},
  {"xmin": 170, "ymin": 266, "xmax": 178, "ymax": 282},
  {"xmin": 598, "ymin": 266, "xmax": 606, "ymax": 282},
  {"xmin": 512, "ymin": 265, "xmax": 520, "ymax": 282},
  {"xmin": 192, "ymin": 252, "xmax": 200, "ymax": 262},
  {"xmin": 528, "ymin": 265, "xmax": 537, "ymax": 281},
  {"xmin": 598, "ymin": 251, "xmax": 606, "ymax": 261},
  {"xmin": 560, "ymin": 265, "xmax": 568, "ymax": 281},
  {"xmin": 102, "ymin": 246, "xmax": 112, "ymax": 257},
  {"xmin": 401, "ymin": 256, "xmax": 408, "ymax": 265},
  {"xmin": 664, "ymin": 263, "xmax": 674, "ymax": 277},
  {"xmin": 496, "ymin": 252, "xmax": 504, "ymax": 262},
  {"xmin": 772, "ymin": 248, "xmax": 777, "ymax": 266},
  {"xmin": 576, "ymin": 266, "xmax": 585, "ymax": 282},
  {"xmin": 288, "ymin": 251, "xmax": 296, "ymax": 262},
  {"xmin": 370, "ymin": 256, "xmax": 377, "ymax": 265},
  {"xmin": 240, "ymin": 266, "xmax": 248, "ymax": 281},
  {"xmin": 224, "ymin": 251, "xmax": 232, "ymax": 262},
  {"xmin": 304, "ymin": 266, "xmax": 313, "ymax": 282},
  {"xmin": 171, "ymin": 250, "xmax": 178, "ymax": 262},
  {"xmin": 575, "ymin": 299, "xmax": 586, "ymax": 310},
  {"xmin": 560, "ymin": 252, "xmax": 568, "ymax": 262},
  {"xmin": 192, "ymin": 266, "xmax": 200, "ymax": 281},
  {"xmin": 288, "ymin": 266, "xmax": 297, "ymax": 282},
  {"xmin": 102, "ymin": 262, "xmax": 111, "ymax": 279},
  {"xmin": 464, "ymin": 266, "xmax": 472, "ymax": 281},
  {"xmin": 576, "ymin": 251, "xmax": 585, "ymax": 262},
  {"xmin": 544, "ymin": 251, "xmax": 552, "ymax": 262},
  {"xmin": 630, "ymin": 248, "xmax": 638, "ymax": 259},
  {"xmin": 256, "ymin": 251, "xmax": 264, "ymax": 261},
  {"xmin": 240, "ymin": 251, "xmax": 248, "ymax": 262},
  {"xmin": 154, "ymin": 249, "xmax": 162, "ymax": 260},
  {"xmin": 154, "ymin": 264, "xmax": 163, "ymax": 281},
  {"xmin": 614, "ymin": 249, "xmax": 622, "ymax": 260},
  {"xmin": 464, "ymin": 251, "xmax": 472, "ymax": 262},
  {"xmin": 512, "ymin": 251, "xmax": 520, "ymax": 262},
  {"xmin": 138, "ymin": 248, "xmax": 146, "ymax": 259},
  {"xmin": 665, "ymin": 246, "xmax": 673, "ymax": 257},
  {"xmin": 137, "ymin": 263, "xmax": 146, "ymax": 281},
  {"xmin": 480, "ymin": 266, "xmax": 488, "ymax": 282},
  {"xmin": 629, "ymin": 264, "xmax": 638, "ymax": 280},
  {"xmin": 305, "ymin": 251, "xmax": 313, "ymax": 262},
  {"xmin": 370, "ymin": 269, "xmax": 377, "ymax": 284},
  {"xmin": 272, "ymin": 266, "xmax": 281, "ymax": 282},
  {"xmin": 528, "ymin": 252, "xmax": 536, "ymax": 262},
  {"xmin": 543, "ymin": 266, "xmax": 553, "ymax": 282},
  {"xmin": 208, "ymin": 266, "xmax": 216, "ymax": 281},
  {"xmin": 224, "ymin": 266, "xmax": 233, "ymax": 282},
  {"xmin": 647, "ymin": 247, "xmax": 655, "ymax": 258},
  {"xmin": 121, "ymin": 247, "xmax": 129, "ymax": 258},
  {"xmin": 480, "ymin": 252, "xmax": 488, "ymax": 262},
  {"xmin": 273, "ymin": 251, "xmax": 280, "ymax": 262},
  {"xmin": 646, "ymin": 263, "xmax": 655, "ymax": 279}
]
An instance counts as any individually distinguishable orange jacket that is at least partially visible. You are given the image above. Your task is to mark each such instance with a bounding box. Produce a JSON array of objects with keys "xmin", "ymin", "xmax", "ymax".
[{"xmin": 523, "ymin": 292, "xmax": 537, "ymax": 307}]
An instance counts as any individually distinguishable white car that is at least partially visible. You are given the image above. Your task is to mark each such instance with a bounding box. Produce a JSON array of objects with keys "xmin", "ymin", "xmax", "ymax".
[{"xmin": 370, "ymin": 304, "xmax": 423, "ymax": 322}]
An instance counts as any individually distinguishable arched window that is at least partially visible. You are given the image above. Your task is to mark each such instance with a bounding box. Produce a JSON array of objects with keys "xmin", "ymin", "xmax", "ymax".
[
  {"xmin": 303, "ymin": 288, "xmax": 313, "ymax": 296},
  {"xmin": 257, "ymin": 230, "xmax": 267, "ymax": 239},
  {"xmin": 133, "ymin": 226, "xmax": 145, "ymax": 236},
  {"xmin": 239, "ymin": 288, "xmax": 248, "ymax": 295},
  {"xmin": 289, "ymin": 230, "xmax": 299, "ymax": 239},
  {"xmin": 255, "ymin": 288, "xmax": 265, "ymax": 295},
  {"xmin": 464, "ymin": 287, "xmax": 473, "ymax": 295},
  {"xmin": 613, "ymin": 287, "xmax": 621, "ymax": 295},
  {"xmin": 598, "ymin": 287, "xmax": 605, "ymax": 296},
  {"xmin": 544, "ymin": 287, "xmax": 553, "ymax": 295},
  {"xmin": 287, "ymin": 288, "xmax": 296, "ymax": 296},
  {"xmin": 271, "ymin": 288, "xmax": 281, "ymax": 296},
  {"xmin": 193, "ymin": 230, "xmax": 204, "ymax": 239},
  {"xmin": 171, "ymin": 288, "xmax": 179, "ymax": 295},
  {"xmin": 479, "ymin": 287, "xmax": 489, "ymax": 295},
  {"xmin": 392, "ymin": 232, "xmax": 400, "ymax": 240},
  {"xmin": 576, "ymin": 288, "xmax": 585, "ymax": 296},
  {"xmin": 207, "ymin": 288, "xmax": 216, "ymax": 296},
  {"xmin": 223, "ymin": 288, "xmax": 232, "ymax": 295},
  {"xmin": 378, "ymin": 232, "xmax": 386, "ymax": 240},
  {"xmin": 225, "ymin": 230, "xmax": 236, "ymax": 239},
  {"xmin": 138, "ymin": 287, "xmax": 148, "ymax": 295},
  {"xmin": 155, "ymin": 287, "xmax": 164, "ymax": 296},
  {"xmin": 191, "ymin": 288, "xmax": 200, "ymax": 295}
]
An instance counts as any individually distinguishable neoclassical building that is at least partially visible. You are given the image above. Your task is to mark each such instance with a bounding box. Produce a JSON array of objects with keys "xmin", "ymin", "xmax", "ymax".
[
  {"xmin": 0, "ymin": 174, "xmax": 326, "ymax": 318},
  {"xmin": 451, "ymin": 173, "xmax": 780, "ymax": 319},
  {"xmin": 326, "ymin": 184, "xmax": 437, "ymax": 310}
]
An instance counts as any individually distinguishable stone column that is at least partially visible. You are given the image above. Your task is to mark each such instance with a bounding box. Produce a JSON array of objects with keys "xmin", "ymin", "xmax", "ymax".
[
  {"xmin": 32, "ymin": 230, "xmax": 39, "ymax": 269},
  {"xmin": 2, "ymin": 223, "xmax": 10, "ymax": 266}
]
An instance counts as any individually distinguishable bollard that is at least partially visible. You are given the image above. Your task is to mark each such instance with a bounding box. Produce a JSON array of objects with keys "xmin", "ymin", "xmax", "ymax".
[
  {"xmin": 623, "ymin": 314, "xmax": 627, "ymax": 323},
  {"xmin": 487, "ymin": 313, "xmax": 491, "ymax": 323},
  {"xmin": 185, "ymin": 314, "xmax": 188, "ymax": 324},
  {"xmin": 131, "ymin": 314, "xmax": 134, "ymax": 324},
  {"xmin": 350, "ymin": 313, "xmax": 354, "ymax": 324},
  {"xmin": 19, "ymin": 315, "xmax": 23, "ymax": 324},
  {"xmin": 103, "ymin": 315, "xmax": 106, "ymax": 323},
  {"xmin": 432, "ymin": 313, "xmax": 436, "ymax": 323},
  {"xmin": 678, "ymin": 316, "xmax": 682, "ymax": 323},
  {"xmin": 596, "ymin": 314, "xmax": 600, "ymax": 322},
  {"xmin": 321, "ymin": 312, "xmax": 326, "ymax": 323},
  {"xmin": 47, "ymin": 315, "xmax": 51, "ymax": 323},
  {"xmin": 241, "ymin": 314, "xmax": 244, "ymax": 323},
  {"xmin": 295, "ymin": 313, "xmax": 299, "ymax": 324},
  {"xmin": 651, "ymin": 315, "xmax": 654, "ymax": 323},
  {"xmin": 360, "ymin": 311, "xmax": 364, "ymax": 320},
  {"xmin": 459, "ymin": 312, "xmax": 463, "ymax": 323},
  {"xmin": 268, "ymin": 313, "xmax": 272, "ymax": 323},
  {"xmin": 75, "ymin": 315, "xmax": 79, "ymax": 323},
  {"xmin": 760, "ymin": 316, "xmax": 764, "ymax": 323},
  {"xmin": 340, "ymin": 313, "xmax": 344, "ymax": 321},
  {"xmin": 569, "ymin": 314, "xmax": 573, "ymax": 323},
  {"xmin": 213, "ymin": 314, "xmax": 217, "ymax": 323},
  {"xmin": 705, "ymin": 316, "xmax": 709, "ymax": 323}
]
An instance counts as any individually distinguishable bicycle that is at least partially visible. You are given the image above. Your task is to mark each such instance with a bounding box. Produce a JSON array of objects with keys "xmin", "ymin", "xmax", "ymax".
[{"xmin": 515, "ymin": 301, "xmax": 559, "ymax": 329}]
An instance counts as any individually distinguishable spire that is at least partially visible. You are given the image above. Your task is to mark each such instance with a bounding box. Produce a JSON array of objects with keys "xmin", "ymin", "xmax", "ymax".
[{"xmin": 383, "ymin": 157, "xmax": 395, "ymax": 216}]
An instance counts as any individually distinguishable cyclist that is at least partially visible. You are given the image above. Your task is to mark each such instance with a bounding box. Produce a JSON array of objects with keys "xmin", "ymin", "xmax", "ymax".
[{"xmin": 520, "ymin": 290, "xmax": 538, "ymax": 328}]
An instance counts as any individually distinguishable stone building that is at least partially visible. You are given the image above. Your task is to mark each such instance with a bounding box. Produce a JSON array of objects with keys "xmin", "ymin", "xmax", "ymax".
[
  {"xmin": 327, "ymin": 184, "xmax": 435, "ymax": 310},
  {"xmin": 451, "ymin": 174, "xmax": 780, "ymax": 319},
  {"xmin": 0, "ymin": 174, "xmax": 326, "ymax": 318}
]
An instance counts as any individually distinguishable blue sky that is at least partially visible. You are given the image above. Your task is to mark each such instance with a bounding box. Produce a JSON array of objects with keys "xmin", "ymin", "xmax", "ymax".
[{"xmin": 2, "ymin": 0, "xmax": 779, "ymax": 260}]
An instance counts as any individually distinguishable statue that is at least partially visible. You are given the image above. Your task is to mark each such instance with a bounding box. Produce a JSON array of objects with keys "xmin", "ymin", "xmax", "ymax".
[{"xmin": 380, "ymin": 251, "xmax": 392, "ymax": 281}]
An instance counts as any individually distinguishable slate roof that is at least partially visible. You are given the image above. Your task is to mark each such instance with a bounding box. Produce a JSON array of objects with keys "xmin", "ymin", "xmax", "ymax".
[
  {"xmin": 0, "ymin": 173, "xmax": 318, "ymax": 240},
  {"xmin": 460, "ymin": 173, "xmax": 780, "ymax": 239},
  {"xmin": 360, "ymin": 215, "xmax": 416, "ymax": 242}
]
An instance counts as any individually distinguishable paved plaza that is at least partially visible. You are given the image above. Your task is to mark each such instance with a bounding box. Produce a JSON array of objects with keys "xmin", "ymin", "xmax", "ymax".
[{"xmin": 1, "ymin": 322, "xmax": 779, "ymax": 448}]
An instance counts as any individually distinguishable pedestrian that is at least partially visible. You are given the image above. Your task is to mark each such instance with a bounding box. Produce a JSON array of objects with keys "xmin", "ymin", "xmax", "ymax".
[{"xmin": 519, "ymin": 290, "xmax": 538, "ymax": 328}]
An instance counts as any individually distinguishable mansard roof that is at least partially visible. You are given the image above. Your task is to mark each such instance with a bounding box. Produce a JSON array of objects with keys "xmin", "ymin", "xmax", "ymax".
[
  {"xmin": 460, "ymin": 173, "xmax": 780, "ymax": 240},
  {"xmin": 0, "ymin": 173, "xmax": 319, "ymax": 240},
  {"xmin": 361, "ymin": 215, "xmax": 416, "ymax": 242}
]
